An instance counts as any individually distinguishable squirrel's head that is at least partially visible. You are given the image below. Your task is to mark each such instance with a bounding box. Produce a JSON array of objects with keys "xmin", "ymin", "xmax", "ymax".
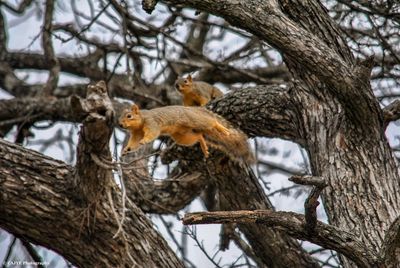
[
  {"xmin": 119, "ymin": 104, "xmax": 143, "ymax": 129},
  {"xmin": 175, "ymin": 74, "xmax": 193, "ymax": 94}
]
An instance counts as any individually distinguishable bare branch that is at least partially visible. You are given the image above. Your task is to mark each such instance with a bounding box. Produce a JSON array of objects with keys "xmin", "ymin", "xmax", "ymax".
[
  {"xmin": 383, "ymin": 100, "xmax": 400, "ymax": 126},
  {"xmin": 0, "ymin": 5, "xmax": 7, "ymax": 52},
  {"xmin": 231, "ymin": 231, "xmax": 266, "ymax": 268},
  {"xmin": 289, "ymin": 175, "xmax": 327, "ymax": 233},
  {"xmin": 42, "ymin": 0, "xmax": 60, "ymax": 96},
  {"xmin": 182, "ymin": 210, "xmax": 377, "ymax": 268},
  {"xmin": 289, "ymin": 175, "xmax": 326, "ymax": 188},
  {"xmin": 2, "ymin": 52, "xmax": 165, "ymax": 105},
  {"xmin": 1, "ymin": 0, "xmax": 33, "ymax": 14},
  {"xmin": 56, "ymin": 2, "xmax": 111, "ymax": 43}
]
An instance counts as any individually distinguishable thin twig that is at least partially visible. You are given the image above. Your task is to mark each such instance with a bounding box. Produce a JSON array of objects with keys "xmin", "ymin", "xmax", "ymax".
[
  {"xmin": 107, "ymin": 189, "xmax": 124, "ymax": 239},
  {"xmin": 42, "ymin": 0, "xmax": 60, "ymax": 96},
  {"xmin": 20, "ymin": 239, "xmax": 45, "ymax": 268},
  {"xmin": 184, "ymin": 226, "xmax": 223, "ymax": 268},
  {"xmin": 2, "ymin": 236, "xmax": 17, "ymax": 267}
]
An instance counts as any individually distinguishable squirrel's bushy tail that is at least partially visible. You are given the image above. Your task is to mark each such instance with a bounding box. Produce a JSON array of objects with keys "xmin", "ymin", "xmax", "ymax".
[{"xmin": 204, "ymin": 122, "xmax": 255, "ymax": 164}]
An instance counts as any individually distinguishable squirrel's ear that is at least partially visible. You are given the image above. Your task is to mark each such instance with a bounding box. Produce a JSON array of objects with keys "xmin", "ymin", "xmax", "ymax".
[
  {"xmin": 131, "ymin": 104, "xmax": 140, "ymax": 114},
  {"xmin": 187, "ymin": 74, "xmax": 192, "ymax": 82}
]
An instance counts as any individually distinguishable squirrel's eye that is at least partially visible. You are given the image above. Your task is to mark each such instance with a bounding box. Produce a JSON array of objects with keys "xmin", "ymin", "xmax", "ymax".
[
  {"xmin": 127, "ymin": 114, "xmax": 132, "ymax": 119},
  {"xmin": 184, "ymin": 79, "xmax": 188, "ymax": 83}
]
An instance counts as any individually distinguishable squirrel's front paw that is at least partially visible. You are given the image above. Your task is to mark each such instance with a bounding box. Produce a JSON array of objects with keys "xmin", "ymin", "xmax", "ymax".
[{"xmin": 139, "ymin": 140, "xmax": 148, "ymax": 145}]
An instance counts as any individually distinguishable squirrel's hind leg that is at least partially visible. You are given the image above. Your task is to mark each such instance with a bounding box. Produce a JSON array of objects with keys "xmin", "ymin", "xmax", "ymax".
[
  {"xmin": 198, "ymin": 134, "xmax": 209, "ymax": 158},
  {"xmin": 171, "ymin": 130, "xmax": 209, "ymax": 158}
]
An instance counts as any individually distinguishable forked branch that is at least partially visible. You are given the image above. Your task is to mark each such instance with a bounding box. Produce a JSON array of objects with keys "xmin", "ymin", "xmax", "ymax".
[{"xmin": 289, "ymin": 175, "xmax": 327, "ymax": 233}]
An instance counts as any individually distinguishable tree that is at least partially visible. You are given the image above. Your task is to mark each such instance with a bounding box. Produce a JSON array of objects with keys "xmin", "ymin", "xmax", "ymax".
[{"xmin": 0, "ymin": 0, "xmax": 399, "ymax": 267}]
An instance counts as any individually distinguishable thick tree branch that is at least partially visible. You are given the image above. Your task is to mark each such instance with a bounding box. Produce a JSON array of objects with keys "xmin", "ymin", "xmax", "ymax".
[
  {"xmin": 0, "ymin": 97, "xmax": 74, "ymax": 125},
  {"xmin": 208, "ymin": 83, "xmax": 304, "ymax": 145},
  {"xmin": 0, "ymin": 95, "xmax": 146, "ymax": 134},
  {"xmin": 5, "ymin": 51, "xmax": 105, "ymax": 80},
  {"xmin": 182, "ymin": 210, "xmax": 377, "ymax": 268},
  {"xmin": 198, "ymin": 64, "xmax": 290, "ymax": 85},
  {"xmin": 126, "ymin": 171, "xmax": 208, "ymax": 214}
]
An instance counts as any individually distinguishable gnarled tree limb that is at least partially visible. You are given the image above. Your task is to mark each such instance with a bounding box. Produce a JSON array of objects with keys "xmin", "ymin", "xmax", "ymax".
[{"xmin": 183, "ymin": 210, "xmax": 377, "ymax": 268}]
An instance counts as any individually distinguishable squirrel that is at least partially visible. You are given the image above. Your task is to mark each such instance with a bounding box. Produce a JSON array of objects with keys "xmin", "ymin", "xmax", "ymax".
[
  {"xmin": 119, "ymin": 104, "xmax": 254, "ymax": 163},
  {"xmin": 175, "ymin": 74, "xmax": 223, "ymax": 106}
]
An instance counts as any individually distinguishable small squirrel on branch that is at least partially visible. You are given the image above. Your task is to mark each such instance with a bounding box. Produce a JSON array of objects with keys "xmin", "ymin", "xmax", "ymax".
[
  {"xmin": 119, "ymin": 104, "xmax": 254, "ymax": 163},
  {"xmin": 175, "ymin": 74, "xmax": 223, "ymax": 106}
]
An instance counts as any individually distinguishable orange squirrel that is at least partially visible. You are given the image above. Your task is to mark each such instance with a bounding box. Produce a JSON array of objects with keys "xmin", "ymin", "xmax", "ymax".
[
  {"xmin": 119, "ymin": 104, "xmax": 254, "ymax": 163},
  {"xmin": 175, "ymin": 75, "xmax": 223, "ymax": 106}
]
